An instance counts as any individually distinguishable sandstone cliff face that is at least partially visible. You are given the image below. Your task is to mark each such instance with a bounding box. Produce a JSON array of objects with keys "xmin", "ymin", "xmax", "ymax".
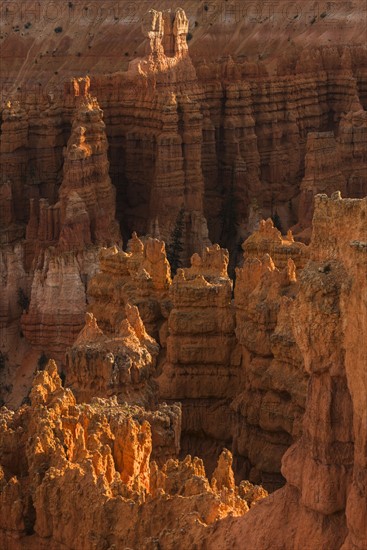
[
  {"xmin": 0, "ymin": 101, "xmax": 29, "ymax": 228},
  {"xmin": 18, "ymin": 82, "xmax": 121, "ymax": 361},
  {"xmin": 59, "ymin": 78, "xmax": 121, "ymax": 248},
  {"xmin": 0, "ymin": 4, "xmax": 366, "ymax": 548},
  {"xmin": 20, "ymin": 248, "xmax": 98, "ymax": 361},
  {"xmin": 233, "ymin": 250, "xmax": 308, "ymax": 490},
  {"xmin": 85, "ymin": 232, "xmax": 310, "ymax": 486},
  {"xmin": 0, "ymin": 244, "xmax": 32, "ymax": 408},
  {"xmin": 88, "ymin": 233, "xmax": 171, "ymax": 341},
  {"xmin": 337, "ymin": 109, "xmax": 367, "ymax": 199},
  {"xmin": 242, "ymin": 218, "xmax": 308, "ymax": 269},
  {"xmin": 91, "ymin": 39, "xmax": 365, "ymax": 261},
  {"xmin": 0, "ymin": 360, "xmax": 266, "ymax": 550},
  {"xmin": 295, "ymin": 132, "xmax": 347, "ymax": 241},
  {"xmin": 158, "ymin": 245, "xmax": 240, "ymax": 472},
  {"xmin": 65, "ymin": 309, "xmax": 160, "ymax": 407},
  {"xmin": 1, "ymin": 9, "xmax": 366, "ymax": 259},
  {"xmin": 90, "ymin": 7, "xmax": 212, "ymax": 260},
  {"xmin": 24, "ymin": 77, "xmax": 121, "ymax": 257},
  {"xmin": 207, "ymin": 194, "xmax": 367, "ymax": 550}
]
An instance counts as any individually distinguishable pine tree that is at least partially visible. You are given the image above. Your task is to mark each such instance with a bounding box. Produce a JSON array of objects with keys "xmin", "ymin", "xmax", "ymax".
[
  {"xmin": 272, "ymin": 211, "xmax": 283, "ymax": 233},
  {"xmin": 38, "ymin": 352, "xmax": 48, "ymax": 371},
  {"xmin": 17, "ymin": 288, "xmax": 30, "ymax": 312},
  {"xmin": 167, "ymin": 208, "xmax": 185, "ymax": 276}
]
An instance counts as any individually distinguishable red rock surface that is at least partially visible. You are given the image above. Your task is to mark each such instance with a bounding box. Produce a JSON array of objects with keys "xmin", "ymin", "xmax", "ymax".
[
  {"xmin": 88, "ymin": 233, "xmax": 171, "ymax": 341},
  {"xmin": 233, "ymin": 251, "xmax": 308, "ymax": 489},
  {"xmin": 206, "ymin": 194, "xmax": 367, "ymax": 549},
  {"xmin": 0, "ymin": 361, "xmax": 266, "ymax": 549},
  {"xmin": 158, "ymin": 245, "xmax": 240, "ymax": 472},
  {"xmin": 0, "ymin": 3, "xmax": 366, "ymax": 548},
  {"xmin": 65, "ymin": 309, "xmax": 160, "ymax": 407},
  {"xmin": 1, "ymin": 6, "xmax": 366, "ymax": 258},
  {"xmin": 19, "ymin": 84, "xmax": 122, "ymax": 361}
]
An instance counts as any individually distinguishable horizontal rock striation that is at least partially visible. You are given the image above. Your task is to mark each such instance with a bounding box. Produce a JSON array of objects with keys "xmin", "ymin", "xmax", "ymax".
[
  {"xmin": 20, "ymin": 250, "xmax": 97, "ymax": 360},
  {"xmin": 242, "ymin": 218, "xmax": 308, "ymax": 269},
  {"xmin": 1, "ymin": 12, "xmax": 366, "ymax": 262},
  {"xmin": 88, "ymin": 233, "xmax": 171, "ymax": 341},
  {"xmin": 207, "ymin": 194, "xmax": 367, "ymax": 549},
  {"xmin": 233, "ymin": 250, "xmax": 308, "ymax": 490},
  {"xmin": 19, "ymin": 82, "xmax": 121, "ymax": 360},
  {"xmin": 65, "ymin": 308, "xmax": 160, "ymax": 407},
  {"xmin": 158, "ymin": 245, "xmax": 240, "ymax": 472}
]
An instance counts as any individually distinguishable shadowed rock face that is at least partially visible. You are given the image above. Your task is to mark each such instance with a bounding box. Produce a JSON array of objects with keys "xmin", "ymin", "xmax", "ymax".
[
  {"xmin": 1, "ymin": 195, "xmax": 365, "ymax": 549},
  {"xmin": 1, "ymin": 7, "xmax": 366, "ymax": 257},
  {"xmin": 203, "ymin": 195, "xmax": 367, "ymax": 550},
  {"xmin": 157, "ymin": 245, "xmax": 241, "ymax": 474},
  {"xmin": 0, "ymin": 3, "xmax": 366, "ymax": 548}
]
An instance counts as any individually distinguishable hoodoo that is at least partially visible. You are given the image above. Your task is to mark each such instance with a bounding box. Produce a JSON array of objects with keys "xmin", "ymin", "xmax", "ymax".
[{"xmin": 0, "ymin": 3, "xmax": 366, "ymax": 549}]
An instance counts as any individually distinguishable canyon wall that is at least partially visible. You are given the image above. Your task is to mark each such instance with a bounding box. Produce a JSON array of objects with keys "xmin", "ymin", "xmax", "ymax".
[
  {"xmin": 158, "ymin": 245, "xmax": 240, "ymax": 473},
  {"xmin": 233, "ymin": 249, "xmax": 308, "ymax": 490},
  {"xmin": 2, "ymin": 193, "xmax": 365, "ymax": 549},
  {"xmin": 1, "ymin": 7, "xmax": 364, "ymax": 377},
  {"xmin": 1, "ymin": 7, "xmax": 366, "ymax": 262},
  {"xmin": 0, "ymin": 5, "xmax": 366, "ymax": 548},
  {"xmin": 13, "ymin": 80, "xmax": 120, "ymax": 354},
  {"xmin": 207, "ymin": 194, "xmax": 367, "ymax": 549}
]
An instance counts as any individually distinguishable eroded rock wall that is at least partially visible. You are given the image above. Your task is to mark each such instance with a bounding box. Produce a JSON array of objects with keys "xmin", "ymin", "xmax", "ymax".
[
  {"xmin": 207, "ymin": 194, "xmax": 367, "ymax": 550},
  {"xmin": 233, "ymin": 249, "xmax": 308, "ymax": 490},
  {"xmin": 88, "ymin": 233, "xmax": 171, "ymax": 342},
  {"xmin": 3, "ymin": 10, "xmax": 366, "ymax": 262},
  {"xmin": 158, "ymin": 245, "xmax": 240, "ymax": 472}
]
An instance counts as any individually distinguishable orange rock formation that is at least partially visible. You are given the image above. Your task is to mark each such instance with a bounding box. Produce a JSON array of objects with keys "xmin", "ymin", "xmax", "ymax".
[
  {"xmin": 243, "ymin": 218, "xmax": 308, "ymax": 269},
  {"xmin": 88, "ymin": 233, "xmax": 171, "ymax": 341},
  {"xmin": 0, "ymin": 3, "xmax": 366, "ymax": 548},
  {"xmin": 233, "ymin": 253, "xmax": 308, "ymax": 489},
  {"xmin": 206, "ymin": 194, "xmax": 367, "ymax": 549},
  {"xmin": 0, "ymin": 360, "xmax": 266, "ymax": 549},
  {"xmin": 19, "ymin": 81, "xmax": 122, "ymax": 361},
  {"xmin": 158, "ymin": 245, "xmax": 240, "ymax": 472},
  {"xmin": 66, "ymin": 309, "xmax": 160, "ymax": 406}
]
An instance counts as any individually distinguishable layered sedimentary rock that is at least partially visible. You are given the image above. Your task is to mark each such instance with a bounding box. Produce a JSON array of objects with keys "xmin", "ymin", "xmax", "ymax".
[
  {"xmin": 88, "ymin": 233, "xmax": 171, "ymax": 341},
  {"xmin": 89, "ymin": 7, "xmax": 211, "ymax": 259},
  {"xmin": 194, "ymin": 44, "xmax": 366, "ymax": 248},
  {"xmin": 0, "ymin": 180, "xmax": 24, "ymax": 245},
  {"xmin": 0, "ymin": 360, "xmax": 267, "ymax": 550},
  {"xmin": 64, "ymin": 308, "xmax": 182, "ymax": 463},
  {"xmin": 295, "ymin": 132, "xmax": 347, "ymax": 241},
  {"xmin": 0, "ymin": 245, "xmax": 28, "ymax": 330},
  {"xmin": 1, "ymin": 9, "xmax": 366, "ymax": 257},
  {"xmin": 0, "ymin": 5, "xmax": 366, "ymax": 547},
  {"xmin": 20, "ymin": 249, "xmax": 98, "ymax": 360},
  {"xmin": 20, "ymin": 82, "xmax": 121, "ymax": 360},
  {"xmin": 208, "ymin": 194, "xmax": 367, "ymax": 549},
  {"xmin": 59, "ymin": 78, "xmax": 121, "ymax": 248},
  {"xmin": 0, "ymin": 101, "xmax": 29, "ymax": 227},
  {"xmin": 25, "ymin": 77, "xmax": 120, "ymax": 257},
  {"xmin": 233, "ymin": 252, "xmax": 308, "ymax": 490},
  {"xmin": 243, "ymin": 218, "xmax": 308, "ymax": 269},
  {"xmin": 65, "ymin": 308, "xmax": 160, "ymax": 407},
  {"xmin": 295, "ymin": 109, "xmax": 367, "ymax": 243},
  {"xmin": 338, "ymin": 109, "xmax": 367, "ymax": 198},
  {"xmin": 0, "ymin": 245, "xmax": 31, "ymax": 409},
  {"xmin": 158, "ymin": 245, "xmax": 240, "ymax": 472}
]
